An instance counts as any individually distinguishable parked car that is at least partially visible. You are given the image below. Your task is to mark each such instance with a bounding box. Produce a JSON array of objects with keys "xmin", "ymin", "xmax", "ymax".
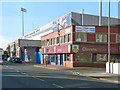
[
  {"xmin": 7, "ymin": 57, "xmax": 12, "ymax": 62},
  {"xmin": 12, "ymin": 57, "xmax": 22, "ymax": 63},
  {"xmin": 9, "ymin": 57, "xmax": 16, "ymax": 62},
  {"xmin": 4, "ymin": 57, "xmax": 8, "ymax": 61},
  {"xmin": 0, "ymin": 56, "xmax": 3, "ymax": 65}
]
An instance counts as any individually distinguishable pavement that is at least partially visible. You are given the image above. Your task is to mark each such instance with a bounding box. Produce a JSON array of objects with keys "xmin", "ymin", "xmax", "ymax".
[{"xmin": 33, "ymin": 64, "xmax": 120, "ymax": 84}]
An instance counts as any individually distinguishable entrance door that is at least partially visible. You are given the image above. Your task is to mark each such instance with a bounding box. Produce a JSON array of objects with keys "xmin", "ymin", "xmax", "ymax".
[
  {"xmin": 43, "ymin": 55, "xmax": 44, "ymax": 64},
  {"xmin": 56, "ymin": 54, "xmax": 58, "ymax": 65},
  {"xmin": 22, "ymin": 51, "xmax": 24, "ymax": 61},
  {"xmin": 60, "ymin": 54, "xmax": 63, "ymax": 66},
  {"xmin": 36, "ymin": 52, "xmax": 41, "ymax": 64},
  {"xmin": 48, "ymin": 55, "xmax": 51, "ymax": 64}
]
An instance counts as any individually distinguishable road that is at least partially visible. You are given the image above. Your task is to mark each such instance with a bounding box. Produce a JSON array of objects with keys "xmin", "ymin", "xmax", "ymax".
[{"xmin": 1, "ymin": 61, "xmax": 119, "ymax": 89}]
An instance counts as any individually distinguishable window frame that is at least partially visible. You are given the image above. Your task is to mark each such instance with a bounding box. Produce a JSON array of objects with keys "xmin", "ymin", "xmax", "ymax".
[
  {"xmin": 75, "ymin": 32, "xmax": 87, "ymax": 42},
  {"xmin": 96, "ymin": 33, "xmax": 107, "ymax": 43}
]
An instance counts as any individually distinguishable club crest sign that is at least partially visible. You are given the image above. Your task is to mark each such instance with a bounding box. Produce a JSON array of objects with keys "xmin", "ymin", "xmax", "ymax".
[{"xmin": 72, "ymin": 45, "xmax": 79, "ymax": 53}]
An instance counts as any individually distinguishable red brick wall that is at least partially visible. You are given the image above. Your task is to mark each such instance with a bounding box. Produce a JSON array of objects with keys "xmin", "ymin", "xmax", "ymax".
[
  {"xmin": 73, "ymin": 63, "xmax": 106, "ymax": 67},
  {"xmin": 95, "ymin": 27, "xmax": 119, "ymax": 33},
  {"xmin": 63, "ymin": 62, "xmax": 73, "ymax": 68},
  {"xmin": 51, "ymin": 63, "xmax": 56, "ymax": 65},
  {"xmin": 110, "ymin": 34, "xmax": 116, "ymax": 42},
  {"xmin": 87, "ymin": 33, "xmax": 96, "ymax": 42}
]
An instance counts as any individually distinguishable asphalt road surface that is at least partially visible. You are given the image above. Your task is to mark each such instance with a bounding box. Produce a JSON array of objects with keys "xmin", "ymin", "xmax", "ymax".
[{"xmin": 1, "ymin": 61, "xmax": 119, "ymax": 89}]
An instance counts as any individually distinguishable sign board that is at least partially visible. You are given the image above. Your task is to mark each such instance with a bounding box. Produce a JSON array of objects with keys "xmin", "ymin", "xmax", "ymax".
[
  {"xmin": 72, "ymin": 45, "xmax": 79, "ymax": 53},
  {"xmin": 42, "ymin": 44, "xmax": 71, "ymax": 54},
  {"xmin": 76, "ymin": 26, "xmax": 95, "ymax": 33}
]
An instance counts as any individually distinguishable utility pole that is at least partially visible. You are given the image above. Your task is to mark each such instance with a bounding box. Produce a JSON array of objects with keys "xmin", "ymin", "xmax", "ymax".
[
  {"xmin": 108, "ymin": 0, "xmax": 111, "ymax": 73},
  {"xmin": 21, "ymin": 8, "xmax": 27, "ymax": 36}
]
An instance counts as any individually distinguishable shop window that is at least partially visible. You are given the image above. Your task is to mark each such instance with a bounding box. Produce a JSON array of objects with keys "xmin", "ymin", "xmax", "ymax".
[
  {"xmin": 54, "ymin": 38, "xmax": 56, "ymax": 44},
  {"xmin": 96, "ymin": 54, "xmax": 107, "ymax": 62},
  {"xmin": 74, "ymin": 53, "xmax": 91, "ymax": 62},
  {"xmin": 64, "ymin": 35, "xmax": 67, "ymax": 43},
  {"xmin": 68, "ymin": 34, "xmax": 71, "ymax": 42},
  {"xmin": 66, "ymin": 54, "xmax": 71, "ymax": 61},
  {"xmin": 51, "ymin": 55, "xmax": 55, "ymax": 62},
  {"xmin": 96, "ymin": 34, "xmax": 107, "ymax": 42},
  {"xmin": 57, "ymin": 37, "xmax": 59, "ymax": 44},
  {"xmin": 75, "ymin": 33, "xmax": 87, "ymax": 42},
  {"xmin": 60, "ymin": 36, "xmax": 63, "ymax": 44}
]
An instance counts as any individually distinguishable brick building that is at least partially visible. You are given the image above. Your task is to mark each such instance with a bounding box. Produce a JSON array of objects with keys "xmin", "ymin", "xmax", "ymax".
[{"xmin": 40, "ymin": 25, "xmax": 120, "ymax": 68}]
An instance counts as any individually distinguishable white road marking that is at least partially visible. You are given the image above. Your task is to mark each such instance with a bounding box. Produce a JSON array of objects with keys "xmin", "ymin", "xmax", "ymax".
[
  {"xmin": 6, "ymin": 66, "xmax": 8, "ymax": 67},
  {"xmin": 17, "ymin": 71, "xmax": 20, "ymax": 72},
  {"xmin": 52, "ymin": 83, "xmax": 64, "ymax": 88},
  {"xmin": 32, "ymin": 77, "xmax": 45, "ymax": 82},
  {"xmin": 21, "ymin": 73, "xmax": 26, "ymax": 75}
]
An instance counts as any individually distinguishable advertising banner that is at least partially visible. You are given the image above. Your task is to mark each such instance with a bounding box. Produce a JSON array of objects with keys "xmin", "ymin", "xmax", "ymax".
[{"xmin": 52, "ymin": 13, "xmax": 71, "ymax": 32}]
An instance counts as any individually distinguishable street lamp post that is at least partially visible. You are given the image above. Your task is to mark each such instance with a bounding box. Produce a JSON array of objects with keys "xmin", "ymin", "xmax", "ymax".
[
  {"xmin": 108, "ymin": 0, "xmax": 111, "ymax": 73},
  {"xmin": 21, "ymin": 8, "xmax": 27, "ymax": 36}
]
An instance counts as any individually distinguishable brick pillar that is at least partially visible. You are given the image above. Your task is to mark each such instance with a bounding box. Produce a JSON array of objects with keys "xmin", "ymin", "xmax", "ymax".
[
  {"xmin": 63, "ymin": 54, "xmax": 65, "ymax": 67},
  {"xmin": 58, "ymin": 54, "xmax": 60, "ymax": 66},
  {"xmin": 56, "ymin": 37, "xmax": 57, "ymax": 44},
  {"xmin": 41, "ymin": 54, "xmax": 43, "ymax": 64},
  {"xmin": 63, "ymin": 36, "xmax": 65, "ymax": 43},
  {"xmin": 67, "ymin": 34, "xmax": 69, "ymax": 42}
]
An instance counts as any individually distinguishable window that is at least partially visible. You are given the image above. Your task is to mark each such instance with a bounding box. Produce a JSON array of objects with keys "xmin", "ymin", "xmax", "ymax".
[
  {"xmin": 57, "ymin": 37, "xmax": 59, "ymax": 44},
  {"xmin": 68, "ymin": 34, "xmax": 71, "ymax": 42},
  {"xmin": 96, "ymin": 34, "xmax": 107, "ymax": 42},
  {"xmin": 66, "ymin": 54, "xmax": 71, "ymax": 61},
  {"xmin": 74, "ymin": 53, "xmax": 91, "ymax": 62},
  {"xmin": 54, "ymin": 38, "xmax": 56, "ymax": 44},
  {"xmin": 117, "ymin": 34, "xmax": 120, "ymax": 43},
  {"xmin": 96, "ymin": 54, "xmax": 107, "ymax": 62},
  {"xmin": 51, "ymin": 38, "xmax": 53, "ymax": 45},
  {"xmin": 47, "ymin": 39, "xmax": 50, "ymax": 46},
  {"xmin": 60, "ymin": 36, "xmax": 63, "ymax": 43},
  {"xmin": 51, "ymin": 55, "xmax": 55, "ymax": 62},
  {"xmin": 75, "ymin": 33, "xmax": 87, "ymax": 42},
  {"xmin": 64, "ymin": 35, "xmax": 67, "ymax": 42}
]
